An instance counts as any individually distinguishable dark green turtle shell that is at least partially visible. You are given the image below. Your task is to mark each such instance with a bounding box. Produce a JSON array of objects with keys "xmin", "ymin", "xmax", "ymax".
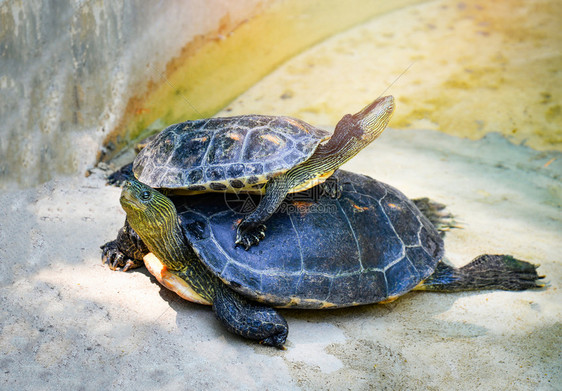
[
  {"xmin": 133, "ymin": 116, "xmax": 331, "ymax": 192},
  {"xmin": 172, "ymin": 170, "xmax": 444, "ymax": 308}
]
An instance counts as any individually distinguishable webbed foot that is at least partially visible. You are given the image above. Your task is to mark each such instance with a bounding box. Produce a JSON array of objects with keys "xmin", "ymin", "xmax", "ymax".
[
  {"xmin": 235, "ymin": 221, "xmax": 267, "ymax": 250},
  {"xmin": 101, "ymin": 240, "xmax": 143, "ymax": 271},
  {"xmin": 412, "ymin": 197, "xmax": 461, "ymax": 237}
]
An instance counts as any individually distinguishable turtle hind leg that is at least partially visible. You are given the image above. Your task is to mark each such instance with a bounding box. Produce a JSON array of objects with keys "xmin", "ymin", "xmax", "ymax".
[
  {"xmin": 412, "ymin": 197, "xmax": 460, "ymax": 237},
  {"xmin": 416, "ymin": 254, "xmax": 545, "ymax": 292},
  {"xmin": 107, "ymin": 162, "xmax": 134, "ymax": 187},
  {"xmin": 213, "ymin": 284, "xmax": 288, "ymax": 349}
]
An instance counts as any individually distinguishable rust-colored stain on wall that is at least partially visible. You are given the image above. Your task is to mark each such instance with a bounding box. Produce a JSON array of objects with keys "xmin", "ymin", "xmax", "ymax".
[{"xmin": 98, "ymin": 0, "xmax": 427, "ymax": 164}]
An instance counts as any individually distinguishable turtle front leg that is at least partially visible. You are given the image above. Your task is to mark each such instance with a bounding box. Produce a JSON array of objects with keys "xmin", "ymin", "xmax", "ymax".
[
  {"xmin": 213, "ymin": 284, "xmax": 288, "ymax": 349},
  {"xmin": 235, "ymin": 169, "xmax": 337, "ymax": 249},
  {"xmin": 235, "ymin": 174, "xmax": 293, "ymax": 249},
  {"xmin": 101, "ymin": 219, "xmax": 149, "ymax": 271}
]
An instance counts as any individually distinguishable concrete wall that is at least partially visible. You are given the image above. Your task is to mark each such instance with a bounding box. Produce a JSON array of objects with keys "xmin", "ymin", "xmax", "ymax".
[{"xmin": 0, "ymin": 0, "xmax": 263, "ymax": 188}]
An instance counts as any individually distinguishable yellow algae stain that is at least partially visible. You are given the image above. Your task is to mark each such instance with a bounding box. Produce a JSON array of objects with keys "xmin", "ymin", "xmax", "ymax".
[
  {"xmin": 222, "ymin": 0, "xmax": 562, "ymax": 152},
  {"xmin": 98, "ymin": 0, "xmax": 428, "ymax": 164}
]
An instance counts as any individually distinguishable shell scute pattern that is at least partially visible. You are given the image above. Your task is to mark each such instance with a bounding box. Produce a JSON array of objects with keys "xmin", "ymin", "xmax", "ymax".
[
  {"xmin": 384, "ymin": 257, "xmax": 422, "ymax": 296},
  {"xmin": 205, "ymin": 166, "xmax": 226, "ymax": 182},
  {"xmin": 133, "ymin": 115, "xmax": 330, "ymax": 190},
  {"xmin": 230, "ymin": 179, "xmax": 245, "ymax": 189},
  {"xmin": 295, "ymin": 205, "xmax": 360, "ymax": 275},
  {"xmin": 226, "ymin": 164, "xmax": 245, "ymax": 178},
  {"xmin": 209, "ymin": 183, "xmax": 227, "ymax": 191},
  {"xmin": 186, "ymin": 169, "xmax": 203, "ymax": 183},
  {"xmin": 247, "ymin": 176, "xmax": 260, "ymax": 185},
  {"xmin": 356, "ymin": 269, "xmax": 387, "ymax": 301},
  {"xmin": 344, "ymin": 193, "xmax": 405, "ymax": 272},
  {"xmin": 152, "ymin": 130, "xmax": 177, "ymax": 165},
  {"xmin": 242, "ymin": 129, "xmax": 290, "ymax": 162},
  {"xmin": 205, "ymin": 128, "xmax": 247, "ymax": 164},
  {"xmin": 380, "ymin": 190, "xmax": 420, "ymax": 246},
  {"xmin": 174, "ymin": 171, "xmax": 443, "ymax": 308},
  {"xmin": 169, "ymin": 130, "xmax": 211, "ymax": 167},
  {"xmin": 244, "ymin": 163, "xmax": 263, "ymax": 176},
  {"xmin": 419, "ymin": 224, "xmax": 444, "ymax": 260},
  {"xmin": 405, "ymin": 246, "xmax": 437, "ymax": 280},
  {"xmin": 221, "ymin": 262, "xmax": 262, "ymax": 293},
  {"xmin": 295, "ymin": 273, "xmax": 333, "ymax": 301},
  {"xmin": 329, "ymin": 273, "xmax": 364, "ymax": 304}
]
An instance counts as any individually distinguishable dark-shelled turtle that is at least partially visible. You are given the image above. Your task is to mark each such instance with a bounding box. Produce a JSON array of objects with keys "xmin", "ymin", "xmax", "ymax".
[
  {"xmin": 115, "ymin": 96, "xmax": 395, "ymax": 249},
  {"xmin": 101, "ymin": 170, "xmax": 543, "ymax": 348}
]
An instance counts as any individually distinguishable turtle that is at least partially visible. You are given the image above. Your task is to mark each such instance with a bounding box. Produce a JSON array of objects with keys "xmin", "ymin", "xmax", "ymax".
[
  {"xmin": 121, "ymin": 95, "xmax": 395, "ymax": 249},
  {"xmin": 101, "ymin": 170, "xmax": 543, "ymax": 348}
]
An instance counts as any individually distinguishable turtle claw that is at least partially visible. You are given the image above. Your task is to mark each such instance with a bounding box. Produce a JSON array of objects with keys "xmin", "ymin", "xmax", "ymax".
[
  {"xmin": 101, "ymin": 240, "xmax": 143, "ymax": 271},
  {"xmin": 101, "ymin": 240, "xmax": 123, "ymax": 270},
  {"xmin": 235, "ymin": 222, "xmax": 267, "ymax": 250}
]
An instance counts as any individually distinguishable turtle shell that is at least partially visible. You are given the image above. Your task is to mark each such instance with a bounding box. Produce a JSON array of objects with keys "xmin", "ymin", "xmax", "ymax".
[
  {"xmin": 172, "ymin": 170, "xmax": 444, "ymax": 308},
  {"xmin": 133, "ymin": 116, "xmax": 331, "ymax": 192}
]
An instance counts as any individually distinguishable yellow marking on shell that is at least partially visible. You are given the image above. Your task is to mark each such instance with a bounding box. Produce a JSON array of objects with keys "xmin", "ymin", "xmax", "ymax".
[
  {"xmin": 173, "ymin": 176, "xmax": 274, "ymax": 195},
  {"xmin": 226, "ymin": 132, "xmax": 241, "ymax": 141},
  {"xmin": 190, "ymin": 136, "xmax": 209, "ymax": 143},
  {"xmin": 265, "ymin": 295, "xmax": 339, "ymax": 309},
  {"xmin": 172, "ymin": 189, "xmax": 208, "ymax": 195},
  {"xmin": 387, "ymin": 202, "xmax": 401, "ymax": 210},
  {"xmin": 412, "ymin": 280, "xmax": 429, "ymax": 291},
  {"xmin": 290, "ymin": 170, "xmax": 334, "ymax": 193},
  {"xmin": 285, "ymin": 118, "xmax": 309, "ymax": 133},
  {"xmin": 351, "ymin": 202, "xmax": 369, "ymax": 212},
  {"xmin": 143, "ymin": 253, "xmax": 212, "ymax": 305},
  {"xmin": 173, "ymin": 179, "xmax": 260, "ymax": 195},
  {"xmin": 378, "ymin": 295, "xmax": 400, "ymax": 304},
  {"xmin": 318, "ymin": 302, "xmax": 338, "ymax": 309},
  {"xmin": 261, "ymin": 134, "xmax": 283, "ymax": 145}
]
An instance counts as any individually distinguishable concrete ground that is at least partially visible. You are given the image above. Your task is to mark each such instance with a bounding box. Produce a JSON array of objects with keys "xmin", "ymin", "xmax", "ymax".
[{"xmin": 1, "ymin": 128, "xmax": 560, "ymax": 390}]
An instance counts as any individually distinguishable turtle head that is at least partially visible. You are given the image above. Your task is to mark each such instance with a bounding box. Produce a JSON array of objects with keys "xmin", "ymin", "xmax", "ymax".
[
  {"xmin": 318, "ymin": 95, "xmax": 394, "ymax": 164},
  {"xmin": 328, "ymin": 95, "xmax": 394, "ymax": 150},
  {"xmin": 350, "ymin": 95, "xmax": 395, "ymax": 140},
  {"xmin": 336, "ymin": 95, "xmax": 395, "ymax": 141},
  {"xmin": 120, "ymin": 179, "xmax": 178, "ymax": 235}
]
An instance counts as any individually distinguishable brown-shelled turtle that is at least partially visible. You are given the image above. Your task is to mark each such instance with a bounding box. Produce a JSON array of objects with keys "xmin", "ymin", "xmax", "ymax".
[
  {"xmin": 101, "ymin": 170, "xmax": 543, "ymax": 348},
  {"xmin": 117, "ymin": 95, "xmax": 395, "ymax": 249}
]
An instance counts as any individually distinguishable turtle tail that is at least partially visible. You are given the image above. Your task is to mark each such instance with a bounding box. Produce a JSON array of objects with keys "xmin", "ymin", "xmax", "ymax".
[{"xmin": 415, "ymin": 254, "xmax": 545, "ymax": 292}]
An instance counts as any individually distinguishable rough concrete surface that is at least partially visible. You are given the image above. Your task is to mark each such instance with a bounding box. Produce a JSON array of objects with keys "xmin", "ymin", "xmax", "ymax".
[
  {"xmin": 1, "ymin": 129, "xmax": 560, "ymax": 390},
  {"xmin": 0, "ymin": 0, "xmax": 265, "ymax": 187}
]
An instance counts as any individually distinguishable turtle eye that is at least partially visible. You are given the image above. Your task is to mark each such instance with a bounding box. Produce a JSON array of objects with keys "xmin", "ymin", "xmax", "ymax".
[{"xmin": 141, "ymin": 190, "xmax": 151, "ymax": 200}]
